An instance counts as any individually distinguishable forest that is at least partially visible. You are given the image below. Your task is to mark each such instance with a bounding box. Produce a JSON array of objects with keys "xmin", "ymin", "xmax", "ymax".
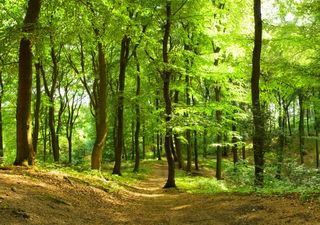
[{"xmin": 0, "ymin": 0, "xmax": 320, "ymax": 224}]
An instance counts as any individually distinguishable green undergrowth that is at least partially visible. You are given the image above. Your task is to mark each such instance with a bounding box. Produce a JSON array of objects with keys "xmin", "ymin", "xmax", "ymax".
[
  {"xmin": 33, "ymin": 160, "xmax": 155, "ymax": 193},
  {"xmin": 175, "ymin": 159, "xmax": 320, "ymax": 200}
]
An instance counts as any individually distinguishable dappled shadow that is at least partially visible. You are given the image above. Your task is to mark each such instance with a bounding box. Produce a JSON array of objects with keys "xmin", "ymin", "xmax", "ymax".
[
  {"xmin": 1, "ymin": 163, "xmax": 320, "ymax": 225},
  {"xmin": 0, "ymin": 170, "xmax": 129, "ymax": 225}
]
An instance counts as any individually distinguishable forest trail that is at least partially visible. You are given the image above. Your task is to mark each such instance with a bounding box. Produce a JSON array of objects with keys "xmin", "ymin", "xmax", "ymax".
[{"xmin": 0, "ymin": 162, "xmax": 320, "ymax": 225}]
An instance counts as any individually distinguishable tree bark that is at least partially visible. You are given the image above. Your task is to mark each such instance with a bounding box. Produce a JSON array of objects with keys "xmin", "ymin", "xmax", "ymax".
[
  {"xmin": 186, "ymin": 75, "xmax": 192, "ymax": 172},
  {"xmin": 194, "ymin": 131, "xmax": 199, "ymax": 170},
  {"xmin": 276, "ymin": 95, "xmax": 285, "ymax": 179},
  {"xmin": 298, "ymin": 92, "xmax": 305, "ymax": 164},
  {"xmin": 32, "ymin": 62, "xmax": 41, "ymax": 153},
  {"xmin": 251, "ymin": 0, "xmax": 265, "ymax": 186},
  {"xmin": 41, "ymin": 37, "xmax": 60, "ymax": 162},
  {"xmin": 133, "ymin": 50, "xmax": 141, "ymax": 172},
  {"xmin": 315, "ymin": 90, "xmax": 319, "ymax": 169},
  {"xmin": 0, "ymin": 71, "xmax": 3, "ymax": 159},
  {"xmin": 14, "ymin": 0, "xmax": 41, "ymax": 166},
  {"xmin": 173, "ymin": 90, "xmax": 183, "ymax": 169},
  {"xmin": 232, "ymin": 119, "xmax": 238, "ymax": 168},
  {"xmin": 162, "ymin": 0, "xmax": 176, "ymax": 188},
  {"xmin": 215, "ymin": 86, "xmax": 223, "ymax": 180},
  {"xmin": 91, "ymin": 41, "xmax": 108, "ymax": 170},
  {"xmin": 113, "ymin": 35, "xmax": 130, "ymax": 175},
  {"xmin": 156, "ymin": 96, "xmax": 162, "ymax": 160}
]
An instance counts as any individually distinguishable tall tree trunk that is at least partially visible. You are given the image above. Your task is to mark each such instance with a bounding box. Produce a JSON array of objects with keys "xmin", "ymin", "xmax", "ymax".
[
  {"xmin": 42, "ymin": 107, "xmax": 48, "ymax": 162},
  {"xmin": 14, "ymin": 0, "xmax": 41, "ymax": 166},
  {"xmin": 142, "ymin": 125, "xmax": 146, "ymax": 159},
  {"xmin": 251, "ymin": 0, "xmax": 265, "ymax": 186},
  {"xmin": 156, "ymin": 96, "xmax": 162, "ymax": 160},
  {"xmin": 0, "ymin": 71, "xmax": 3, "ymax": 159},
  {"xmin": 41, "ymin": 37, "xmax": 60, "ymax": 162},
  {"xmin": 157, "ymin": 133, "xmax": 162, "ymax": 160},
  {"xmin": 133, "ymin": 50, "xmax": 141, "ymax": 172},
  {"xmin": 316, "ymin": 129, "xmax": 319, "ymax": 169},
  {"xmin": 307, "ymin": 109, "xmax": 311, "ymax": 136},
  {"xmin": 315, "ymin": 91, "xmax": 320, "ymax": 169},
  {"xmin": 194, "ymin": 131, "xmax": 199, "ymax": 170},
  {"xmin": 32, "ymin": 62, "xmax": 41, "ymax": 153},
  {"xmin": 215, "ymin": 86, "xmax": 223, "ymax": 180},
  {"xmin": 162, "ymin": 0, "xmax": 176, "ymax": 188},
  {"xmin": 174, "ymin": 90, "xmax": 183, "ymax": 169},
  {"xmin": 203, "ymin": 129, "xmax": 208, "ymax": 158},
  {"xmin": 131, "ymin": 120, "xmax": 135, "ymax": 160},
  {"xmin": 285, "ymin": 105, "xmax": 292, "ymax": 136},
  {"xmin": 186, "ymin": 75, "xmax": 192, "ymax": 172},
  {"xmin": 276, "ymin": 96, "xmax": 285, "ymax": 179},
  {"xmin": 91, "ymin": 41, "xmax": 108, "ymax": 170},
  {"xmin": 113, "ymin": 35, "xmax": 130, "ymax": 175},
  {"xmin": 293, "ymin": 101, "xmax": 296, "ymax": 129},
  {"xmin": 298, "ymin": 92, "xmax": 305, "ymax": 164},
  {"xmin": 316, "ymin": 119, "xmax": 319, "ymax": 169},
  {"xmin": 50, "ymin": 37, "xmax": 60, "ymax": 162},
  {"xmin": 232, "ymin": 119, "xmax": 238, "ymax": 168},
  {"xmin": 66, "ymin": 92, "xmax": 82, "ymax": 164}
]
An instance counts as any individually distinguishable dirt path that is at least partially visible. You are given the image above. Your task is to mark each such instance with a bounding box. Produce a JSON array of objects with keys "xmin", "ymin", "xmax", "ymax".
[{"xmin": 0, "ymin": 163, "xmax": 320, "ymax": 225}]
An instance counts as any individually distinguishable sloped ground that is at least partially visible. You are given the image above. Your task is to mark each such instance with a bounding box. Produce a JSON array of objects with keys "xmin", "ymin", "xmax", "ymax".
[{"xmin": 0, "ymin": 163, "xmax": 319, "ymax": 225}]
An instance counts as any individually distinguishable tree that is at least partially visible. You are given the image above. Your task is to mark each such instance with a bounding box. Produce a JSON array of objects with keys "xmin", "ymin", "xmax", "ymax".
[
  {"xmin": 162, "ymin": 0, "xmax": 176, "ymax": 188},
  {"xmin": 14, "ymin": 0, "xmax": 41, "ymax": 166},
  {"xmin": 113, "ymin": 34, "xmax": 130, "ymax": 175},
  {"xmin": 251, "ymin": 0, "xmax": 265, "ymax": 186},
  {"xmin": 0, "ymin": 70, "xmax": 3, "ymax": 160}
]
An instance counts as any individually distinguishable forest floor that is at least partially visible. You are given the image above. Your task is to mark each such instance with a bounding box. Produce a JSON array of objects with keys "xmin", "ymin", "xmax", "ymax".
[{"xmin": 0, "ymin": 161, "xmax": 320, "ymax": 225}]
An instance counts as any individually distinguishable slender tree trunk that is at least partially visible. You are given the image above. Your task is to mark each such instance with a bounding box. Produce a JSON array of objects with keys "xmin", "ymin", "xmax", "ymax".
[
  {"xmin": 194, "ymin": 131, "xmax": 199, "ymax": 170},
  {"xmin": 41, "ymin": 38, "xmax": 60, "ymax": 162},
  {"xmin": 14, "ymin": 0, "xmax": 41, "ymax": 166},
  {"xmin": 186, "ymin": 75, "xmax": 192, "ymax": 172},
  {"xmin": 91, "ymin": 41, "xmax": 108, "ymax": 170},
  {"xmin": 293, "ymin": 101, "xmax": 296, "ymax": 129},
  {"xmin": 276, "ymin": 96, "xmax": 285, "ymax": 179},
  {"xmin": 133, "ymin": 50, "xmax": 141, "ymax": 172},
  {"xmin": 240, "ymin": 129, "xmax": 246, "ymax": 160},
  {"xmin": 48, "ymin": 105, "xmax": 59, "ymax": 161},
  {"xmin": 157, "ymin": 133, "xmax": 161, "ymax": 160},
  {"xmin": 215, "ymin": 86, "xmax": 223, "ymax": 180},
  {"xmin": 131, "ymin": 120, "xmax": 135, "ymax": 160},
  {"xmin": 113, "ymin": 35, "xmax": 130, "ymax": 175},
  {"xmin": 0, "ymin": 71, "xmax": 3, "ymax": 159},
  {"xmin": 156, "ymin": 95, "xmax": 161, "ymax": 160},
  {"xmin": 68, "ymin": 135, "xmax": 72, "ymax": 163},
  {"xmin": 285, "ymin": 106, "xmax": 292, "ymax": 136},
  {"xmin": 307, "ymin": 109, "xmax": 310, "ymax": 136},
  {"xmin": 142, "ymin": 127, "xmax": 146, "ymax": 159},
  {"xmin": 174, "ymin": 90, "xmax": 183, "ymax": 169},
  {"xmin": 42, "ymin": 107, "xmax": 48, "ymax": 162},
  {"xmin": 32, "ymin": 62, "xmax": 41, "ymax": 153},
  {"xmin": 299, "ymin": 93, "xmax": 305, "ymax": 164},
  {"xmin": 316, "ymin": 123, "xmax": 319, "ymax": 169},
  {"xmin": 203, "ymin": 129, "xmax": 208, "ymax": 158},
  {"xmin": 232, "ymin": 120, "xmax": 238, "ymax": 168},
  {"xmin": 162, "ymin": 0, "xmax": 176, "ymax": 188},
  {"xmin": 56, "ymin": 91, "xmax": 66, "ymax": 157},
  {"xmin": 315, "ymin": 91, "xmax": 320, "ymax": 169},
  {"xmin": 251, "ymin": 0, "xmax": 265, "ymax": 186}
]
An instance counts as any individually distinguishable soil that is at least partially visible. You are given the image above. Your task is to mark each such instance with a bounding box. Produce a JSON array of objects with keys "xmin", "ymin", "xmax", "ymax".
[{"xmin": 0, "ymin": 162, "xmax": 320, "ymax": 225}]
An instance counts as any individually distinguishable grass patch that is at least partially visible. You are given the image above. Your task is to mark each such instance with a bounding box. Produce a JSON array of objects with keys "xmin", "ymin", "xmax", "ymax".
[{"xmin": 33, "ymin": 159, "xmax": 156, "ymax": 193}]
